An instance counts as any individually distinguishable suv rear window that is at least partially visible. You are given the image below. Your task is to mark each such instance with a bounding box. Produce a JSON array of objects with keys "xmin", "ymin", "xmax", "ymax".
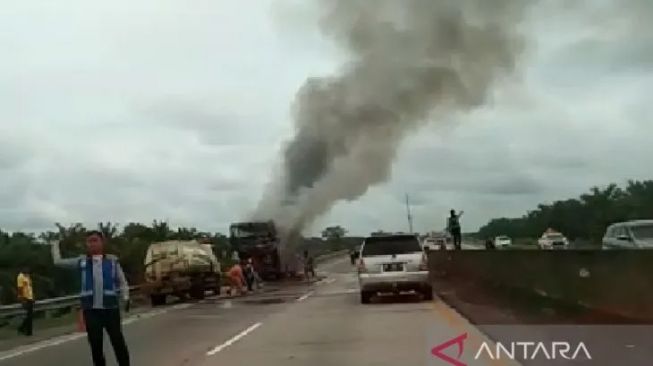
[
  {"xmin": 362, "ymin": 235, "xmax": 421, "ymax": 256},
  {"xmin": 631, "ymin": 224, "xmax": 653, "ymax": 240}
]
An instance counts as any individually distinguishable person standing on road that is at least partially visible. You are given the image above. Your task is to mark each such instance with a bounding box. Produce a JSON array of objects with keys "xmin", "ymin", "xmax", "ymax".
[
  {"xmin": 303, "ymin": 250, "xmax": 316, "ymax": 280},
  {"xmin": 244, "ymin": 258, "xmax": 256, "ymax": 292},
  {"xmin": 51, "ymin": 231, "xmax": 131, "ymax": 366},
  {"xmin": 447, "ymin": 210, "xmax": 464, "ymax": 250},
  {"xmin": 16, "ymin": 267, "xmax": 34, "ymax": 336},
  {"xmin": 227, "ymin": 261, "xmax": 247, "ymax": 296}
]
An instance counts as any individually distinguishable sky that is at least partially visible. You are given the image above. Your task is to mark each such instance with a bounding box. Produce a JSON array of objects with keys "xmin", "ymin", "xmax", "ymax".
[{"xmin": 1, "ymin": 0, "xmax": 652, "ymax": 236}]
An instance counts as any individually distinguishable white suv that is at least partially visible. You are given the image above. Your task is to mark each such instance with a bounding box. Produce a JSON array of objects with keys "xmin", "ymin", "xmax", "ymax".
[
  {"xmin": 602, "ymin": 220, "xmax": 653, "ymax": 249},
  {"xmin": 537, "ymin": 232, "xmax": 569, "ymax": 250},
  {"xmin": 357, "ymin": 234, "xmax": 431, "ymax": 304},
  {"xmin": 494, "ymin": 235, "xmax": 512, "ymax": 248}
]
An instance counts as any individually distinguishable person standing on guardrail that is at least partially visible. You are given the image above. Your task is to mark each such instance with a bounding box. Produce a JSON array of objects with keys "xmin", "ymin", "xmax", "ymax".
[
  {"xmin": 51, "ymin": 230, "xmax": 131, "ymax": 366},
  {"xmin": 447, "ymin": 210, "xmax": 464, "ymax": 250},
  {"xmin": 16, "ymin": 267, "xmax": 34, "ymax": 336}
]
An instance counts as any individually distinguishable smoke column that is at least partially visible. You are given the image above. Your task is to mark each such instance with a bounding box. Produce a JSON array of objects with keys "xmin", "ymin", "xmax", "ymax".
[{"xmin": 255, "ymin": 0, "xmax": 530, "ymax": 232}]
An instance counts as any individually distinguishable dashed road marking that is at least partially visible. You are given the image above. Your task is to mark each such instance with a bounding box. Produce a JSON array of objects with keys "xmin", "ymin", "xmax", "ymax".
[
  {"xmin": 206, "ymin": 322, "xmax": 262, "ymax": 356},
  {"xmin": 297, "ymin": 291, "xmax": 313, "ymax": 302}
]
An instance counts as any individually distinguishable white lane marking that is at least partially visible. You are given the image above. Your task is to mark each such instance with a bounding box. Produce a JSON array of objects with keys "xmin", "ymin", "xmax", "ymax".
[
  {"xmin": 297, "ymin": 291, "xmax": 313, "ymax": 302},
  {"xmin": 324, "ymin": 278, "xmax": 336, "ymax": 284},
  {"xmin": 206, "ymin": 322, "xmax": 262, "ymax": 356},
  {"xmin": 0, "ymin": 303, "xmax": 194, "ymax": 362},
  {"xmin": 221, "ymin": 300, "xmax": 233, "ymax": 309}
]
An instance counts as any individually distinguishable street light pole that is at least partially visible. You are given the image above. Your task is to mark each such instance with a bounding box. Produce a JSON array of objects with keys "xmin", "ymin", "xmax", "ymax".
[{"xmin": 405, "ymin": 194, "xmax": 414, "ymax": 234}]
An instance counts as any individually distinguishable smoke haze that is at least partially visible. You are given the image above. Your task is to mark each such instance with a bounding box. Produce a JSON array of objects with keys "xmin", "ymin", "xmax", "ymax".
[{"xmin": 255, "ymin": 0, "xmax": 531, "ymax": 232}]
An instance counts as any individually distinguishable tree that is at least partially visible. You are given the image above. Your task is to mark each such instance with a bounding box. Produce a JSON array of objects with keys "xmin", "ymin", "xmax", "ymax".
[
  {"xmin": 321, "ymin": 226, "xmax": 347, "ymax": 241},
  {"xmin": 151, "ymin": 220, "xmax": 172, "ymax": 242},
  {"xmin": 478, "ymin": 180, "xmax": 653, "ymax": 242}
]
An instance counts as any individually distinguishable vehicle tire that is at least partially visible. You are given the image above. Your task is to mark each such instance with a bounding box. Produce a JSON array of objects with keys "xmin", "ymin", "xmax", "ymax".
[
  {"xmin": 151, "ymin": 294, "xmax": 166, "ymax": 307},
  {"xmin": 360, "ymin": 291, "xmax": 373, "ymax": 304},
  {"xmin": 422, "ymin": 286, "xmax": 434, "ymax": 301}
]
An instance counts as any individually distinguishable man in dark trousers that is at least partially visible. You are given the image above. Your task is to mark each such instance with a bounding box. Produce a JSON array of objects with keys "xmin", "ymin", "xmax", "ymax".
[
  {"xmin": 303, "ymin": 250, "xmax": 316, "ymax": 280},
  {"xmin": 447, "ymin": 210, "xmax": 464, "ymax": 250},
  {"xmin": 51, "ymin": 231, "xmax": 131, "ymax": 366},
  {"xmin": 16, "ymin": 267, "xmax": 34, "ymax": 336}
]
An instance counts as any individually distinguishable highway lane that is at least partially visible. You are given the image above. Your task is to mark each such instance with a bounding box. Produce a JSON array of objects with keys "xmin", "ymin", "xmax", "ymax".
[
  {"xmin": 201, "ymin": 256, "xmax": 511, "ymax": 366},
  {"xmin": 0, "ymin": 256, "xmax": 509, "ymax": 366}
]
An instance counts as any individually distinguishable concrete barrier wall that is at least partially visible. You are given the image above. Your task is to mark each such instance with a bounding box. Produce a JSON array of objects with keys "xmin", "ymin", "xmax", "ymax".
[{"xmin": 428, "ymin": 250, "xmax": 653, "ymax": 321}]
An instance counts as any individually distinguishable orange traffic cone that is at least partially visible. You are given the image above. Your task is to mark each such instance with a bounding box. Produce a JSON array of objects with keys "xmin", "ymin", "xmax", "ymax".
[{"xmin": 76, "ymin": 309, "xmax": 86, "ymax": 332}]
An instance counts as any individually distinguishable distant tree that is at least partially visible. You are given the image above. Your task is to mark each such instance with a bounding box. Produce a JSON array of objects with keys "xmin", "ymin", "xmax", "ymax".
[
  {"xmin": 151, "ymin": 220, "xmax": 172, "ymax": 241},
  {"xmin": 173, "ymin": 227, "xmax": 199, "ymax": 240},
  {"xmin": 478, "ymin": 180, "xmax": 653, "ymax": 242},
  {"xmin": 97, "ymin": 221, "xmax": 119, "ymax": 240},
  {"xmin": 321, "ymin": 226, "xmax": 347, "ymax": 241},
  {"xmin": 370, "ymin": 230, "xmax": 391, "ymax": 237}
]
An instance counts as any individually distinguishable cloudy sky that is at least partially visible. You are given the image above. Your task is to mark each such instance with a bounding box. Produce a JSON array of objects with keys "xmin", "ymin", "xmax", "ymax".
[{"xmin": 1, "ymin": 0, "xmax": 651, "ymax": 236}]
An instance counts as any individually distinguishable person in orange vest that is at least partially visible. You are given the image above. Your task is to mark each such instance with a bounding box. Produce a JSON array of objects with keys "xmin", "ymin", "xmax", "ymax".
[
  {"xmin": 16, "ymin": 267, "xmax": 34, "ymax": 336},
  {"xmin": 227, "ymin": 261, "xmax": 247, "ymax": 296}
]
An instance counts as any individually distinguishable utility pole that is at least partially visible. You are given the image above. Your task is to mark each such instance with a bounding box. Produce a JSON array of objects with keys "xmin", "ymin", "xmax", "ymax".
[{"xmin": 405, "ymin": 194, "xmax": 414, "ymax": 234}]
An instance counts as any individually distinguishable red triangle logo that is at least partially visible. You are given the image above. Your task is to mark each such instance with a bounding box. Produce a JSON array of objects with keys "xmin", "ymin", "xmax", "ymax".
[{"xmin": 431, "ymin": 333, "xmax": 468, "ymax": 366}]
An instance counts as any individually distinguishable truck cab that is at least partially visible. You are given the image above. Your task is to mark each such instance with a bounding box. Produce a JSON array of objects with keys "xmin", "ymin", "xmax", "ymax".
[{"xmin": 229, "ymin": 221, "xmax": 282, "ymax": 279}]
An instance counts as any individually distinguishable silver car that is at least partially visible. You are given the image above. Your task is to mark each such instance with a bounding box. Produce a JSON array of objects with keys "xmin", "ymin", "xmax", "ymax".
[
  {"xmin": 357, "ymin": 234, "xmax": 431, "ymax": 304},
  {"xmin": 602, "ymin": 220, "xmax": 653, "ymax": 249}
]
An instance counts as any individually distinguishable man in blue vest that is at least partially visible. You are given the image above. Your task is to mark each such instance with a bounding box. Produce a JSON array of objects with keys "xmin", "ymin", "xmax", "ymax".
[{"xmin": 51, "ymin": 230, "xmax": 131, "ymax": 366}]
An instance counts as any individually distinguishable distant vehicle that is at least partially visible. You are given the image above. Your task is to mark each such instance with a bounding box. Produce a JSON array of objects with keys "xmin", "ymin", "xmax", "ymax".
[
  {"xmin": 357, "ymin": 234, "xmax": 431, "ymax": 304},
  {"xmin": 494, "ymin": 235, "xmax": 512, "ymax": 248},
  {"xmin": 602, "ymin": 220, "xmax": 653, "ymax": 249},
  {"xmin": 422, "ymin": 232, "xmax": 449, "ymax": 251},
  {"xmin": 229, "ymin": 221, "xmax": 283, "ymax": 280},
  {"xmin": 143, "ymin": 240, "xmax": 221, "ymax": 306},
  {"xmin": 421, "ymin": 237, "xmax": 438, "ymax": 251},
  {"xmin": 537, "ymin": 229, "xmax": 569, "ymax": 250}
]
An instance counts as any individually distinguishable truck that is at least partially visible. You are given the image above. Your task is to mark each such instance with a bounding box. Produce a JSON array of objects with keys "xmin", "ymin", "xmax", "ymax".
[
  {"xmin": 142, "ymin": 240, "xmax": 221, "ymax": 306},
  {"xmin": 229, "ymin": 221, "xmax": 283, "ymax": 280}
]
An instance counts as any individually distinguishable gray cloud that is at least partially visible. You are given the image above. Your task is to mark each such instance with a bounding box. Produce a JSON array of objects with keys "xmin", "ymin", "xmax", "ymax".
[{"xmin": 0, "ymin": 0, "xmax": 652, "ymax": 236}]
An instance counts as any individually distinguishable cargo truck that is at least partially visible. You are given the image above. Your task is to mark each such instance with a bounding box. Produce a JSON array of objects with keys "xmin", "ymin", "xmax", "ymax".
[
  {"xmin": 143, "ymin": 240, "xmax": 221, "ymax": 306},
  {"xmin": 229, "ymin": 221, "xmax": 284, "ymax": 280}
]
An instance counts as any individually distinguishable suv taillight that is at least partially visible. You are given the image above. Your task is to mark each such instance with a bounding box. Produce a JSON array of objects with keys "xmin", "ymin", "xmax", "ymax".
[
  {"xmin": 357, "ymin": 258, "xmax": 367, "ymax": 273},
  {"xmin": 419, "ymin": 254, "xmax": 428, "ymax": 271}
]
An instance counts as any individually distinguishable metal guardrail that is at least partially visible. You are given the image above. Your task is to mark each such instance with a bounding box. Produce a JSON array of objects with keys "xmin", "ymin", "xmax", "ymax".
[{"xmin": 0, "ymin": 286, "xmax": 141, "ymax": 318}]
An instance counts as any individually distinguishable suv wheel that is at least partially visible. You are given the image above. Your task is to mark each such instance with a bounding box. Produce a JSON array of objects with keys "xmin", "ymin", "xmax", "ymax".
[{"xmin": 360, "ymin": 291, "xmax": 373, "ymax": 304}]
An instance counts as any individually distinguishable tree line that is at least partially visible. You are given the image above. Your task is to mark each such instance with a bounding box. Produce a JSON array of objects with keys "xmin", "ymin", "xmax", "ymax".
[{"xmin": 477, "ymin": 180, "xmax": 653, "ymax": 242}]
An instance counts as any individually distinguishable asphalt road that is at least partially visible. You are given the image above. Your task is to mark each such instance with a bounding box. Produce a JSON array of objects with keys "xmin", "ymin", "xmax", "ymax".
[{"xmin": 0, "ymin": 255, "xmax": 509, "ymax": 366}]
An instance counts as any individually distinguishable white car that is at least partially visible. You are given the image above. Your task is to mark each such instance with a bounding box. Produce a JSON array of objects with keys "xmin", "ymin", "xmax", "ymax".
[
  {"xmin": 602, "ymin": 220, "xmax": 653, "ymax": 249},
  {"xmin": 357, "ymin": 234, "xmax": 431, "ymax": 304},
  {"xmin": 537, "ymin": 231, "xmax": 569, "ymax": 250},
  {"xmin": 494, "ymin": 236, "xmax": 512, "ymax": 248}
]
